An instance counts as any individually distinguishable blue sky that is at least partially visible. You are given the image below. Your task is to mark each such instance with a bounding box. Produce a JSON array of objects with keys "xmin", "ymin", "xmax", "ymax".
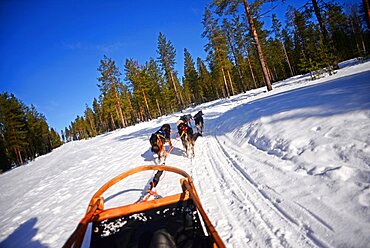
[
  {"xmin": 0, "ymin": 0, "xmax": 210, "ymax": 133},
  {"xmin": 0, "ymin": 0, "xmax": 352, "ymax": 133}
]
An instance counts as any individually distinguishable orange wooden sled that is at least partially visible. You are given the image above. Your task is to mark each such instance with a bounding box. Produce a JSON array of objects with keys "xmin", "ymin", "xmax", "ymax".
[{"xmin": 63, "ymin": 165, "xmax": 225, "ymax": 248}]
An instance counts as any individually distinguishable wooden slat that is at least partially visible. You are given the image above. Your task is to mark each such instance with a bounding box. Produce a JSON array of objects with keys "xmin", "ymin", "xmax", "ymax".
[{"xmin": 94, "ymin": 192, "xmax": 189, "ymax": 221}]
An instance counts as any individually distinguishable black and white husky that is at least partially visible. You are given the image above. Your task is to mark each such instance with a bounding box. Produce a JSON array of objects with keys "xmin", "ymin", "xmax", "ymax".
[
  {"xmin": 177, "ymin": 123, "xmax": 200, "ymax": 158},
  {"xmin": 193, "ymin": 110, "xmax": 204, "ymax": 135}
]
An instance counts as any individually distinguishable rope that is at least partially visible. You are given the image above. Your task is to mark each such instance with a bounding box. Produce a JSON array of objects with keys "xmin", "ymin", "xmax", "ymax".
[
  {"xmin": 138, "ymin": 188, "xmax": 158, "ymax": 203},
  {"xmin": 162, "ymin": 130, "xmax": 185, "ymax": 161},
  {"xmin": 138, "ymin": 130, "xmax": 186, "ymax": 203}
]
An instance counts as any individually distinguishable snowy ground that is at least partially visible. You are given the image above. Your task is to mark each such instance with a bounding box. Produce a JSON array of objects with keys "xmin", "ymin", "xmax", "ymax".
[{"xmin": 0, "ymin": 60, "xmax": 369, "ymax": 248}]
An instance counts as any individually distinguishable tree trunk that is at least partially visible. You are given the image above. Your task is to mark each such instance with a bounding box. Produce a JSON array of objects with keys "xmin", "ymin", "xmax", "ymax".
[
  {"xmin": 267, "ymin": 64, "xmax": 273, "ymax": 82},
  {"xmin": 227, "ymin": 69, "xmax": 235, "ymax": 95},
  {"xmin": 247, "ymin": 56, "xmax": 257, "ymax": 89},
  {"xmin": 350, "ymin": 17, "xmax": 362, "ymax": 55},
  {"xmin": 110, "ymin": 112, "xmax": 116, "ymax": 130},
  {"xmin": 139, "ymin": 107, "xmax": 145, "ymax": 122},
  {"xmin": 243, "ymin": 0, "xmax": 272, "ymax": 91},
  {"xmin": 114, "ymin": 90, "xmax": 125, "ymax": 128},
  {"xmin": 361, "ymin": 35, "xmax": 367, "ymax": 55},
  {"xmin": 272, "ymin": 66, "xmax": 278, "ymax": 81},
  {"xmin": 88, "ymin": 116, "xmax": 96, "ymax": 136},
  {"xmin": 280, "ymin": 39, "xmax": 294, "ymax": 77},
  {"xmin": 156, "ymin": 99, "xmax": 162, "ymax": 117},
  {"xmin": 114, "ymin": 105, "xmax": 121, "ymax": 128},
  {"xmin": 142, "ymin": 88, "xmax": 151, "ymax": 119},
  {"xmin": 99, "ymin": 114, "xmax": 104, "ymax": 132},
  {"xmin": 312, "ymin": 0, "xmax": 328, "ymax": 43},
  {"xmin": 221, "ymin": 67, "xmax": 230, "ymax": 97},
  {"xmin": 14, "ymin": 146, "xmax": 23, "ymax": 165},
  {"xmin": 104, "ymin": 118, "xmax": 109, "ymax": 132},
  {"xmin": 226, "ymin": 34, "xmax": 246, "ymax": 92},
  {"xmin": 170, "ymin": 71, "xmax": 180, "ymax": 109},
  {"xmin": 126, "ymin": 95, "xmax": 136, "ymax": 125},
  {"xmin": 209, "ymin": 23, "xmax": 231, "ymax": 97}
]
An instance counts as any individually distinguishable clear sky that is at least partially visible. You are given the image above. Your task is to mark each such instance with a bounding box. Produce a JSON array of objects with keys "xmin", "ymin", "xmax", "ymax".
[
  {"xmin": 0, "ymin": 0, "xmax": 211, "ymax": 133},
  {"xmin": 0, "ymin": 0, "xmax": 353, "ymax": 133}
]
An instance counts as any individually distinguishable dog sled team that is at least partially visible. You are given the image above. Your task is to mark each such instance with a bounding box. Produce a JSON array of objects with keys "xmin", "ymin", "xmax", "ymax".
[{"xmin": 149, "ymin": 110, "xmax": 204, "ymax": 161}]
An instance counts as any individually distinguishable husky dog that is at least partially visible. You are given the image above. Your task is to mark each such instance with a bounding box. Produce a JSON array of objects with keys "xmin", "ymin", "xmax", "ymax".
[
  {"xmin": 149, "ymin": 124, "xmax": 173, "ymax": 161},
  {"xmin": 193, "ymin": 110, "xmax": 204, "ymax": 135},
  {"xmin": 177, "ymin": 121, "xmax": 199, "ymax": 158}
]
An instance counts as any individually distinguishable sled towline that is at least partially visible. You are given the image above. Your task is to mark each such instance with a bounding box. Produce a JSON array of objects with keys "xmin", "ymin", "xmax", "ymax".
[{"xmin": 63, "ymin": 165, "xmax": 225, "ymax": 248}]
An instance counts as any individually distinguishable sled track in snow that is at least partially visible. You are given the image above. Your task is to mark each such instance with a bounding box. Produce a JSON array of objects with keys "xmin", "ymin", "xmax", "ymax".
[
  {"xmin": 193, "ymin": 134, "xmax": 335, "ymax": 247},
  {"xmin": 190, "ymin": 140, "xmax": 253, "ymax": 247},
  {"xmin": 220, "ymin": 135, "xmax": 337, "ymax": 244}
]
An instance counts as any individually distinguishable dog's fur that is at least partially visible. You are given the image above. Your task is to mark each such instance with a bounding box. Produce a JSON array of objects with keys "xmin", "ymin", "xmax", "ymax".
[
  {"xmin": 177, "ymin": 122, "xmax": 199, "ymax": 158},
  {"xmin": 193, "ymin": 110, "xmax": 204, "ymax": 135},
  {"xmin": 149, "ymin": 124, "xmax": 172, "ymax": 161},
  {"xmin": 149, "ymin": 133, "xmax": 164, "ymax": 158},
  {"xmin": 160, "ymin": 124, "xmax": 172, "ymax": 147}
]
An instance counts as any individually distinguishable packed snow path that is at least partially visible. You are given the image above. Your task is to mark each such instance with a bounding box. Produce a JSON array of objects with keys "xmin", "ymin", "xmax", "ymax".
[{"xmin": 0, "ymin": 61, "xmax": 369, "ymax": 247}]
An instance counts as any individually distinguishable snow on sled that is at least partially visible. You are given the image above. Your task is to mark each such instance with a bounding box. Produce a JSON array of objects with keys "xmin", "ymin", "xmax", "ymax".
[{"xmin": 63, "ymin": 165, "xmax": 225, "ymax": 248}]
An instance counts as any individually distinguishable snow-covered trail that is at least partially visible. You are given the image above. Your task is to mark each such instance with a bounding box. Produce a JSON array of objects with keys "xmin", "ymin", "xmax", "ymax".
[
  {"xmin": 183, "ymin": 67, "xmax": 370, "ymax": 247},
  {"xmin": 189, "ymin": 133, "xmax": 351, "ymax": 247},
  {"xmin": 0, "ymin": 61, "xmax": 369, "ymax": 248},
  {"xmin": 191, "ymin": 135, "xmax": 318, "ymax": 247}
]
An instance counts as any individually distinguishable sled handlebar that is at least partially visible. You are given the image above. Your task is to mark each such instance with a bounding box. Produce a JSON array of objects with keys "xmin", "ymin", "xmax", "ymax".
[{"xmin": 90, "ymin": 165, "xmax": 192, "ymax": 204}]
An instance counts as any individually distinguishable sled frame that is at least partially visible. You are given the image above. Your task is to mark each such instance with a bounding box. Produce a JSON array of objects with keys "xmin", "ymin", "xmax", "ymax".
[{"xmin": 63, "ymin": 165, "xmax": 225, "ymax": 248}]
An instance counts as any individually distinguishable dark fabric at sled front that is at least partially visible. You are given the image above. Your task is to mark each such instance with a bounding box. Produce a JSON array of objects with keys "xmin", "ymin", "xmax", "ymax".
[{"xmin": 90, "ymin": 199, "xmax": 213, "ymax": 248}]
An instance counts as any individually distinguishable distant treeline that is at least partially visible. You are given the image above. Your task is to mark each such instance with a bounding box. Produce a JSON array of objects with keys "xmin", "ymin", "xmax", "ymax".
[
  {"xmin": 63, "ymin": 0, "xmax": 369, "ymax": 143},
  {"xmin": 0, "ymin": 93, "xmax": 63, "ymax": 171}
]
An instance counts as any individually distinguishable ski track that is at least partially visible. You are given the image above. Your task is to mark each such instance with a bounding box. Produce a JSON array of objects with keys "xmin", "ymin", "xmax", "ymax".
[
  {"xmin": 220, "ymin": 134, "xmax": 341, "ymax": 238},
  {"xmin": 189, "ymin": 133, "xmax": 338, "ymax": 248},
  {"xmin": 190, "ymin": 144, "xmax": 249, "ymax": 247}
]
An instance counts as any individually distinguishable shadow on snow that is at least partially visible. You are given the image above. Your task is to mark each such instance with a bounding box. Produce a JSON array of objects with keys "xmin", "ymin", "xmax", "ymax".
[{"xmin": 0, "ymin": 218, "xmax": 48, "ymax": 248}]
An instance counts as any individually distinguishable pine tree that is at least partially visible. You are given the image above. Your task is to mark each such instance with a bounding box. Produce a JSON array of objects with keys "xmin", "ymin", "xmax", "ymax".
[
  {"xmin": 25, "ymin": 105, "xmax": 50, "ymax": 159},
  {"xmin": 0, "ymin": 134, "xmax": 10, "ymax": 171},
  {"xmin": 92, "ymin": 97, "xmax": 105, "ymax": 134},
  {"xmin": 348, "ymin": 4, "xmax": 368, "ymax": 57},
  {"xmin": 25, "ymin": 105, "xmax": 39, "ymax": 159},
  {"xmin": 222, "ymin": 18, "xmax": 246, "ymax": 93},
  {"xmin": 0, "ymin": 93, "xmax": 28, "ymax": 166},
  {"xmin": 202, "ymin": 8, "xmax": 234, "ymax": 97},
  {"xmin": 97, "ymin": 55, "xmax": 126, "ymax": 129},
  {"xmin": 61, "ymin": 129, "xmax": 65, "ymax": 143},
  {"xmin": 38, "ymin": 116, "xmax": 52, "ymax": 153},
  {"xmin": 124, "ymin": 59, "xmax": 152, "ymax": 121},
  {"xmin": 272, "ymin": 14, "xmax": 294, "ymax": 77},
  {"xmin": 50, "ymin": 128, "xmax": 62, "ymax": 149},
  {"xmin": 183, "ymin": 48, "xmax": 201, "ymax": 104},
  {"xmin": 157, "ymin": 32, "xmax": 184, "ymax": 111},
  {"xmin": 287, "ymin": 7, "xmax": 316, "ymax": 75},
  {"xmin": 0, "ymin": 97, "xmax": 11, "ymax": 171},
  {"xmin": 211, "ymin": 0, "xmax": 273, "ymax": 91},
  {"xmin": 197, "ymin": 57, "xmax": 216, "ymax": 101},
  {"xmin": 311, "ymin": 0, "xmax": 330, "ymax": 46},
  {"xmin": 84, "ymin": 104, "xmax": 97, "ymax": 137},
  {"xmin": 144, "ymin": 58, "xmax": 165, "ymax": 117},
  {"xmin": 229, "ymin": 14, "xmax": 259, "ymax": 90}
]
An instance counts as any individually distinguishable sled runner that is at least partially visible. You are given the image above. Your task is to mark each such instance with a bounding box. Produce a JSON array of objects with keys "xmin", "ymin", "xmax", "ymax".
[{"xmin": 63, "ymin": 165, "xmax": 225, "ymax": 248}]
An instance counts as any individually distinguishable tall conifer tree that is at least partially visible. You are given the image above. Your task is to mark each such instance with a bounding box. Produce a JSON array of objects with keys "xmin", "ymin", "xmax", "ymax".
[
  {"xmin": 157, "ymin": 32, "xmax": 184, "ymax": 111},
  {"xmin": 183, "ymin": 48, "xmax": 201, "ymax": 104},
  {"xmin": 97, "ymin": 55, "xmax": 126, "ymax": 129},
  {"xmin": 0, "ymin": 93, "xmax": 28, "ymax": 166}
]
